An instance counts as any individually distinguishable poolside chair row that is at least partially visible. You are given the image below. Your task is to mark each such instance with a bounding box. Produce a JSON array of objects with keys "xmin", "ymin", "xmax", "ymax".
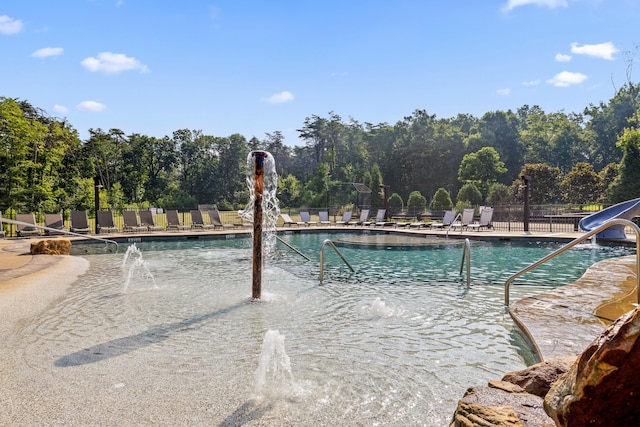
[
  {"xmin": 3, "ymin": 208, "xmax": 237, "ymax": 237},
  {"xmin": 279, "ymin": 207, "xmax": 494, "ymax": 231}
]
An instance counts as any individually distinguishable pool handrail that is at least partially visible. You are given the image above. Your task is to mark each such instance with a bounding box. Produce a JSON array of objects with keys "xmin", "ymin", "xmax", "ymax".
[
  {"xmin": 1, "ymin": 217, "xmax": 119, "ymax": 252},
  {"xmin": 459, "ymin": 238, "xmax": 471, "ymax": 287},
  {"xmin": 504, "ymin": 218, "xmax": 640, "ymax": 306},
  {"xmin": 319, "ymin": 239, "xmax": 355, "ymax": 281},
  {"xmin": 275, "ymin": 235, "xmax": 311, "ymax": 261},
  {"xmin": 445, "ymin": 212, "xmax": 461, "ymax": 238}
]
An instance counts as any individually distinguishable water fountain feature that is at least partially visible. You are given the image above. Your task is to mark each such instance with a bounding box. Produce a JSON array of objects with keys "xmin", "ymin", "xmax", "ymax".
[{"xmin": 121, "ymin": 243, "xmax": 156, "ymax": 292}]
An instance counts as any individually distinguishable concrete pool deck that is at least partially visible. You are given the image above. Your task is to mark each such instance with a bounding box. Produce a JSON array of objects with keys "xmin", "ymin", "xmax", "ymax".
[{"xmin": 1, "ymin": 225, "xmax": 637, "ymax": 363}]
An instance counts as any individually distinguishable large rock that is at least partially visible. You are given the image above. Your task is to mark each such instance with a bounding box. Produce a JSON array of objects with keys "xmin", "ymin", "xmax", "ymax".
[
  {"xmin": 450, "ymin": 380, "xmax": 555, "ymax": 427},
  {"xmin": 30, "ymin": 239, "xmax": 71, "ymax": 255},
  {"xmin": 544, "ymin": 306, "xmax": 640, "ymax": 426},
  {"xmin": 502, "ymin": 356, "xmax": 576, "ymax": 397}
]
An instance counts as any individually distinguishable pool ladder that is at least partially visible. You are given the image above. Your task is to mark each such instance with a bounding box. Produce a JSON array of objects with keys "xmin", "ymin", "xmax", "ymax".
[
  {"xmin": 504, "ymin": 218, "xmax": 640, "ymax": 306},
  {"xmin": 319, "ymin": 239, "xmax": 355, "ymax": 281}
]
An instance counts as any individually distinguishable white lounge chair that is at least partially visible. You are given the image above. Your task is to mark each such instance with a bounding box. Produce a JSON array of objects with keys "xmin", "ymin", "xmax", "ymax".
[
  {"xmin": 429, "ymin": 210, "xmax": 456, "ymax": 229},
  {"xmin": 318, "ymin": 211, "xmax": 331, "ymax": 226},
  {"xmin": 281, "ymin": 213, "xmax": 306, "ymax": 227},
  {"xmin": 451, "ymin": 209, "xmax": 475, "ymax": 231},
  {"xmin": 468, "ymin": 207, "xmax": 494, "ymax": 231},
  {"xmin": 299, "ymin": 211, "xmax": 318, "ymax": 226},
  {"xmin": 336, "ymin": 212, "xmax": 352, "ymax": 226}
]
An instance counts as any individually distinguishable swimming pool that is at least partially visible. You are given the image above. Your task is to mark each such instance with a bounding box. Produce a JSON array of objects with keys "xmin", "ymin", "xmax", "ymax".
[{"xmin": 0, "ymin": 233, "xmax": 633, "ymax": 426}]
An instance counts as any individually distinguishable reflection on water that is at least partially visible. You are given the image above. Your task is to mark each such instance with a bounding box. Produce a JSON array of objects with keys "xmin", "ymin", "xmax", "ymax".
[{"xmin": 0, "ymin": 234, "xmax": 633, "ymax": 426}]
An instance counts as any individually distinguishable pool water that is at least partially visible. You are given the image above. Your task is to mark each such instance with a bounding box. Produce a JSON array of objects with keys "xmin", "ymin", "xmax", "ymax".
[{"xmin": 0, "ymin": 233, "xmax": 633, "ymax": 426}]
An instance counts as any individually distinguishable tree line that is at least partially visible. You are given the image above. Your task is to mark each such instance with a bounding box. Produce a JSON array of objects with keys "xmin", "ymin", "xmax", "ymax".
[{"xmin": 1, "ymin": 82, "xmax": 640, "ymax": 217}]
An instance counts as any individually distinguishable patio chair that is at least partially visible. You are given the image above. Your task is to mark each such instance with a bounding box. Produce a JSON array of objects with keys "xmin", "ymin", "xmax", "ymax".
[
  {"xmin": 70, "ymin": 210, "xmax": 91, "ymax": 234},
  {"xmin": 190, "ymin": 209, "xmax": 215, "ymax": 229},
  {"xmin": 166, "ymin": 209, "xmax": 189, "ymax": 231},
  {"xmin": 318, "ymin": 211, "xmax": 331, "ymax": 226},
  {"xmin": 299, "ymin": 211, "xmax": 318, "ymax": 226},
  {"xmin": 97, "ymin": 210, "xmax": 119, "ymax": 233},
  {"xmin": 16, "ymin": 213, "xmax": 42, "ymax": 237},
  {"xmin": 468, "ymin": 207, "xmax": 494, "ymax": 231},
  {"xmin": 122, "ymin": 210, "xmax": 147, "ymax": 232},
  {"xmin": 349, "ymin": 209, "xmax": 370, "ymax": 226},
  {"xmin": 280, "ymin": 213, "xmax": 306, "ymax": 227},
  {"xmin": 44, "ymin": 213, "xmax": 68, "ymax": 236},
  {"xmin": 450, "ymin": 209, "xmax": 475, "ymax": 231},
  {"xmin": 336, "ymin": 211, "xmax": 352, "ymax": 226},
  {"xmin": 208, "ymin": 208, "xmax": 234, "ymax": 230},
  {"xmin": 429, "ymin": 210, "xmax": 456, "ymax": 229},
  {"xmin": 139, "ymin": 210, "xmax": 164, "ymax": 231}
]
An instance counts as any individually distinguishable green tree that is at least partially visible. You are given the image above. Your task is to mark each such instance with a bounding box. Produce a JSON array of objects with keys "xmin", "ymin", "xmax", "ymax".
[
  {"xmin": 599, "ymin": 163, "xmax": 619, "ymax": 202},
  {"xmin": 430, "ymin": 188, "xmax": 453, "ymax": 211},
  {"xmin": 407, "ymin": 190, "xmax": 427, "ymax": 214},
  {"xmin": 486, "ymin": 183, "xmax": 512, "ymax": 206},
  {"xmin": 514, "ymin": 163, "xmax": 561, "ymax": 204},
  {"xmin": 278, "ymin": 174, "xmax": 301, "ymax": 208},
  {"xmin": 560, "ymin": 162, "xmax": 601, "ymax": 204},
  {"xmin": 607, "ymin": 127, "xmax": 640, "ymax": 203},
  {"xmin": 458, "ymin": 146, "xmax": 507, "ymax": 198},
  {"xmin": 388, "ymin": 192, "xmax": 403, "ymax": 214},
  {"xmin": 456, "ymin": 183, "xmax": 482, "ymax": 205}
]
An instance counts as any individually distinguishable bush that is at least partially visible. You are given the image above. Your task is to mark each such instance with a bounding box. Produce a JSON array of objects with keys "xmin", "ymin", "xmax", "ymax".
[
  {"xmin": 456, "ymin": 183, "xmax": 482, "ymax": 205},
  {"xmin": 486, "ymin": 183, "xmax": 512, "ymax": 206},
  {"xmin": 407, "ymin": 191, "xmax": 427, "ymax": 210},
  {"xmin": 388, "ymin": 192, "xmax": 404, "ymax": 214},
  {"xmin": 430, "ymin": 188, "xmax": 453, "ymax": 211}
]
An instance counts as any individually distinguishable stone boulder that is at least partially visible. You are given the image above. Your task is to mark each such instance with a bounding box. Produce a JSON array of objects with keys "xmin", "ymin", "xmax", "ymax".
[
  {"xmin": 450, "ymin": 357, "xmax": 574, "ymax": 426},
  {"xmin": 30, "ymin": 239, "xmax": 71, "ymax": 255},
  {"xmin": 544, "ymin": 306, "xmax": 640, "ymax": 426}
]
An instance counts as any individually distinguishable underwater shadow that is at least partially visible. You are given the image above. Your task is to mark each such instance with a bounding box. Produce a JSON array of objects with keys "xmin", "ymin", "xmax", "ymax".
[
  {"xmin": 54, "ymin": 301, "xmax": 247, "ymax": 367},
  {"xmin": 218, "ymin": 401, "xmax": 274, "ymax": 427}
]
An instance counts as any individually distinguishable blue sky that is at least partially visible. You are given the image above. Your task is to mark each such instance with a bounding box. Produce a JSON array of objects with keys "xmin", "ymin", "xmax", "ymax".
[{"xmin": 1, "ymin": 0, "xmax": 638, "ymax": 145}]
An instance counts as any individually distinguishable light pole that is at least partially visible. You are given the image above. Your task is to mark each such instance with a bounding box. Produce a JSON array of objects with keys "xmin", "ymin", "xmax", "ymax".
[
  {"xmin": 380, "ymin": 184, "xmax": 390, "ymax": 220},
  {"xmin": 94, "ymin": 177, "xmax": 103, "ymax": 233}
]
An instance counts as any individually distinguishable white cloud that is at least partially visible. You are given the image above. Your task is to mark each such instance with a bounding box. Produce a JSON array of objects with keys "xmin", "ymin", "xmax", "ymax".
[
  {"xmin": 81, "ymin": 52, "xmax": 149, "ymax": 74},
  {"xmin": 503, "ymin": 0, "xmax": 568, "ymax": 11},
  {"xmin": 31, "ymin": 47, "xmax": 64, "ymax": 58},
  {"xmin": 497, "ymin": 88, "xmax": 511, "ymax": 96},
  {"xmin": 52, "ymin": 104, "xmax": 68, "ymax": 114},
  {"xmin": 555, "ymin": 53, "xmax": 572, "ymax": 62},
  {"xmin": 546, "ymin": 71, "xmax": 588, "ymax": 87},
  {"xmin": 522, "ymin": 79, "xmax": 541, "ymax": 86},
  {"xmin": 77, "ymin": 101, "xmax": 107, "ymax": 112},
  {"xmin": 263, "ymin": 91, "xmax": 295, "ymax": 104},
  {"xmin": 570, "ymin": 42, "xmax": 619, "ymax": 60},
  {"xmin": 0, "ymin": 15, "xmax": 23, "ymax": 35}
]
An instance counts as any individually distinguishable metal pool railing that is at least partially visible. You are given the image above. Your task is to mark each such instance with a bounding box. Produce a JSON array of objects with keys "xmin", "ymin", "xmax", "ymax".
[
  {"xmin": 1, "ymin": 217, "xmax": 119, "ymax": 253},
  {"xmin": 459, "ymin": 238, "xmax": 471, "ymax": 287},
  {"xmin": 319, "ymin": 239, "xmax": 355, "ymax": 281},
  {"xmin": 504, "ymin": 218, "xmax": 640, "ymax": 306}
]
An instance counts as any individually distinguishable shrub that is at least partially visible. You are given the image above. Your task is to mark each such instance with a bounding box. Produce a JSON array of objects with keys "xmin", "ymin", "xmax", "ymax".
[
  {"xmin": 431, "ymin": 188, "xmax": 453, "ymax": 211},
  {"xmin": 456, "ymin": 183, "xmax": 482, "ymax": 206}
]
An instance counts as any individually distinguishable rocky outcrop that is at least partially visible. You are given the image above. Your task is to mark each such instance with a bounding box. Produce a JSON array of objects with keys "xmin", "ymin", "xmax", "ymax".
[
  {"xmin": 544, "ymin": 306, "xmax": 640, "ymax": 426},
  {"xmin": 30, "ymin": 239, "xmax": 71, "ymax": 255},
  {"xmin": 450, "ymin": 357, "xmax": 572, "ymax": 426}
]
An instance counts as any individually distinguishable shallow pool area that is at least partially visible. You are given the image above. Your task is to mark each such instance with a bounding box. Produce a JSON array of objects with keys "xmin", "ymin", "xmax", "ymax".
[{"xmin": 0, "ymin": 233, "xmax": 634, "ymax": 426}]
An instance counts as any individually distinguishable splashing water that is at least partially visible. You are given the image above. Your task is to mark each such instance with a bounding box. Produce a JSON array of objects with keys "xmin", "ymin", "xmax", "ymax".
[
  {"xmin": 121, "ymin": 243, "xmax": 157, "ymax": 292},
  {"xmin": 239, "ymin": 151, "xmax": 280, "ymax": 257},
  {"xmin": 254, "ymin": 330, "xmax": 294, "ymax": 397}
]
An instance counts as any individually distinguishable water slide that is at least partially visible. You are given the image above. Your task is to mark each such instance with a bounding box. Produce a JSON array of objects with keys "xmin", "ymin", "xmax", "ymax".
[{"xmin": 579, "ymin": 197, "xmax": 640, "ymax": 239}]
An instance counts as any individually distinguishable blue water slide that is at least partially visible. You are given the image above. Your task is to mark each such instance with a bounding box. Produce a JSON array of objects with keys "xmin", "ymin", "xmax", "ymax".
[{"xmin": 579, "ymin": 197, "xmax": 640, "ymax": 239}]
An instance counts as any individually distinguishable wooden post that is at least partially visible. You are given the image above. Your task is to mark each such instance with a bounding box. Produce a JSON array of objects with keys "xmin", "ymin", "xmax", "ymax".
[{"xmin": 252, "ymin": 151, "xmax": 267, "ymax": 299}]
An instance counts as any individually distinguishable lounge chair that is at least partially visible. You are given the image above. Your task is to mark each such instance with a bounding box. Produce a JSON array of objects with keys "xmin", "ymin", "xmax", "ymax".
[
  {"xmin": 139, "ymin": 210, "xmax": 164, "ymax": 231},
  {"xmin": 190, "ymin": 210, "xmax": 215, "ymax": 229},
  {"xmin": 122, "ymin": 210, "xmax": 147, "ymax": 232},
  {"xmin": 299, "ymin": 211, "xmax": 318, "ymax": 226},
  {"xmin": 349, "ymin": 209, "xmax": 370, "ymax": 226},
  {"xmin": 336, "ymin": 211, "xmax": 352, "ymax": 226},
  {"xmin": 0, "ymin": 211, "xmax": 5, "ymax": 238},
  {"xmin": 166, "ymin": 209, "xmax": 189, "ymax": 231},
  {"xmin": 318, "ymin": 211, "xmax": 331, "ymax": 226},
  {"xmin": 450, "ymin": 209, "xmax": 475, "ymax": 231},
  {"xmin": 208, "ymin": 208, "xmax": 234, "ymax": 230},
  {"xmin": 280, "ymin": 213, "xmax": 306, "ymax": 227},
  {"xmin": 468, "ymin": 207, "xmax": 494, "ymax": 231},
  {"xmin": 44, "ymin": 213, "xmax": 68, "ymax": 235},
  {"xmin": 97, "ymin": 210, "xmax": 119, "ymax": 233},
  {"xmin": 429, "ymin": 210, "xmax": 456, "ymax": 229},
  {"xmin": 70, "ymin": 210, "xmax": 91, "ymax": 234},
  {"xmin": 16, "ymin": 214, "xmax": 42, "ymax": 237}
]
